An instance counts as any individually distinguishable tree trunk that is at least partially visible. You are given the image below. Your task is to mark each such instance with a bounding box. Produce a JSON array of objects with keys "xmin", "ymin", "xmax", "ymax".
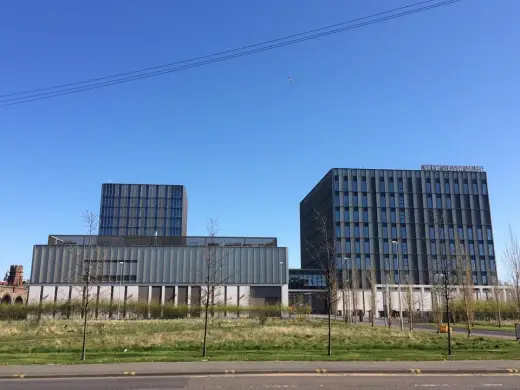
[
  {"xmin": 327, "ymin": 299, "xmax": 332, "ymax": 357},
  {"xmin": 81, "ymin": 286, "xmax": 89, "ymax": 361},
  {"xmin": 202, "ymin": 294, "xmax": 210, "ymax": 358},
  {"xmin": 445, "ymin": 288, "xmax": 452, "ymax": 356}
]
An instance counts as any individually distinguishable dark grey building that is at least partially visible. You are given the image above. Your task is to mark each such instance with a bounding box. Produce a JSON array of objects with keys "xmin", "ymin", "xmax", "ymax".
[
  {"xmin": 300, "ymin": 166, "xmax": 496, "ymax": 286},
  {"xmin": 99, "ymin": 183, "xmax": 188, "ymax": 237}
]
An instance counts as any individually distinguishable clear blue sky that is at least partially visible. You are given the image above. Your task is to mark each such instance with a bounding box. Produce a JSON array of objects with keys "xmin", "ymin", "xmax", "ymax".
[{"xmin": 1, "ymin": 0, "xmax": 519, "ymax": 278}]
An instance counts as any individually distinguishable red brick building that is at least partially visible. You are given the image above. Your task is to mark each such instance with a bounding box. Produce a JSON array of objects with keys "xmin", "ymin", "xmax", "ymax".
[{"xmin": 0, "ymin": 265, "xmax": 27, "ymax": 304}]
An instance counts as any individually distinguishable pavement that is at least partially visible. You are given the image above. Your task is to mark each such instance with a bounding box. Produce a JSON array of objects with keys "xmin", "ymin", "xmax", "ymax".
[
  {"xmin": 1, "ymin": 361, "xmax": 520, "ymax": 380},
  {"xmin": 2, "ymin": 373, "xmax": 520, "ymax": 390}
]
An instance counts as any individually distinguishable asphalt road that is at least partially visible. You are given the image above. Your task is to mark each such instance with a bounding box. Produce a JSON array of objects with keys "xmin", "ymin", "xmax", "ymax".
[{"xmin": 1, "ymin": 374, "xmax": 520, "ymax": 390}]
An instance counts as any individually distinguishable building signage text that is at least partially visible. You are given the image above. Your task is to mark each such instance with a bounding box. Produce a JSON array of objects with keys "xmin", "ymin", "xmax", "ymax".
[{"xmin": 421, "ymin": 165, "xmax": 484, "ymax": 172}]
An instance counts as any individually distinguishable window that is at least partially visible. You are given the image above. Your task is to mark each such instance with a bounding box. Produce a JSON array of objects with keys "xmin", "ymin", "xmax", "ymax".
[
  {"xmin": 399, "ymin": 195, "xmax": 405, "ymax": 208},
  {"xmin": 401, "ymin": 227, "xmax": 407, "ymax": 238},
  {"xmin": 334, "ymin": 193, "xmax": 340, "ymax": 205},
  {"xmin": 490, "ymin": 259, "xmax": 496, "ymax": 271},
  {"xmin": 446, "ymin": 197, "xmax": 452, "ymax": 209},
  {"xmin": 469, "ymin": 243, "xmax": 475, "ymax": 255},
  {"xmin": 450, "ymin": 242, "xmax": 456, "ymax": 255},
  {"xmin": 482, "ymin": 181, "xmax": 488, "ymax": 194},
  {"xmin": 454, "ymin": 181, "xmax": 460, "ymax": 193},
  {"xmin": 355, "ymin": 226, "xmax": 360, "ymax": 238},
  {"xmin": 389, "ymin": 180, "xmax": 394, "ymax": 192},
  {"xmin": 384, "ymin": 256, "xmax": 390, "ymax": 270},
  {"xmin": 477, "ymin": 228, "xmax": 483, "ymax": 241},
  {"xmin": 449, "ymin": 227, "xmax": 454, "ymax": 239},
  {"xmin": 354, "ymin": 210, "xmax": 359, "ymax": 222},
  {"xmin": 403, "ymin": 242, "xmax": 408, "ymax": 254},
  {"xmin": 335, "ymin": 208, "xmax": 340, "ymax": 221},
  {"xmin": 390, "ymin": 196, "xmax": 395, "ymax": 207},
  {"xmin": 429, "ymin": 226, "xmax": 435, "ymax": 239},
  {"xmin": 436, "ymin": 181, "xmax": 441, "ymax": 193},
  {"xmin": 426, "ymin": 180, "xmax": 432, "ymax": 193},
  {"xmin": 361, "ymin": 179, "xmax": 367, "ymax": 192},
  {"xmin": 394, "ymin": 271, "xmax": 400, "ymax": 284},
  {"xmin": 445, "ymin": 181, "xmax": 450, "ymax": 193},
  {"xmin": 362, "ymin": 195, "xmax": 368, "ymax": 207},
  {"xmin": 353, "ymin": 195, "xmax": 359, "ymax": 205},
  {"xmin": 391, "ymin": 226, "xmax": 397, "ymax": 239},
  {"xmin": 382, "ymin": 209, "xmax": 387, "ymax": 222},
  {"xmin": 468, "ymin": 227, "xmax": 473, "ymax": 239},
  {"xmin": 364, "ymin": 241, "xmax": 370, "ymax": 253},
  {"xmin": 356, "ymin": 257, "xmax": 362, "ymax": 269},
  {"xmin": 463, "ymin": 181, "xmax": 469, "ymax": 194},
  {"xmin": 403, "ymin": 256, "xmax": 409, "ymax": 267},
  {"xmin": 343, "ymin": 194, "xmax": 348, "ymax": 206},
  {"xmin": 458, "ymin": 227, "xmax": 464, "ymax": 239},
  {"xmin": 471, "ymin": 258, "xmax": 476, "ymax": 269},
  {"xmin": 355, "ymin": 240, "xmax": 360, "ymax": 253},
  {"xmin": 472, "ymin": 274, "xmax": 478, "ymax": 284},
  {"xmin": 383, "ymin": 241, "xmax": 389, "ymax": 254},
  {"xmin": 345, "ymin": 210, "xmax": 350, "ymax": 222},
  {"xmin": 380, "ymin": 194, "xmax": 386, "ymax": 206},
  {"xmin": 363, "ymin": 210, "xmax": 369, "ymax": 222},
  {"xmin": 436, "ymin": 196, "xmax": 442, "ymax": 208},
  {"xmin": 390, "ymin": 210, "xmax": 396, "ymax": 223},
  {"xmin": 427, "ymin": 196, "xmax": 433, "ymax": 208},
  {"xmin": 383, "ymin": 225, "xmax": 388, "ymax": 238},
  {"xmin": 345, "ymin": 225, "xmax": 351, "ymax": 238},
  {"xmin": 380, "ymin": 179, "xmax": 385, "ymax": 191},
  {"xmin": 343, "ymin": 178, "xmax": 348, "ymax": 191},
  {"xmin": 473, "ymin": 181, "xmax": 478, "ymax": 194},
  {"xmin": 482, "ymin": 273, "xmax": 488, "ymax": 285},
  {"xmin": 353, "ymin": 179, "xmax": 358, "ymax": 192},
  {"xmin": 334, "ymin": 178, "xmax": 339, "ymax": 191},
  {"xmin": 487, "ymin": 228, "xmax": 492, "ymax": 241},
  {"xmin": 400, "ymin": 211, "xmax": 405, "ymax": 223},
  {"xmin": 366, "ymin": 256, "xmax": 371, "ymax": 268},
  {"xmin": 439, "ymin": 228, "xmax": 445, "ymax": 239},
  {"xmin": 346, "ymin": 241, "xmax": 351, "ymax": 253},
  {"xmin": 480, "ymin": 259, "xmax": 486, "ymax": 271},
  {"xmin": 363, "ymin": 225, "xmax": 369, "ymax": 238},
  {"xmin": 431, "ymin": 242, "xmax": 437, "ymax": 255},
  {"xmin": 336, "ymin": 226, "xmax": 341, "ymax": 238},
  {"xmin": 398, "ymin": 179, "xmax": 404, "ymax": 193},
  {"xmin": 488, "ymin": 244, "xmax": 494, "ymax": 256}
]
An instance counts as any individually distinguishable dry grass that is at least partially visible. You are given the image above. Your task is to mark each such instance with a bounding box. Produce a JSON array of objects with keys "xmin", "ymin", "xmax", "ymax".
[{"xmin": 0, "ymin": 318, "xmax": 519, "ymax": 364}]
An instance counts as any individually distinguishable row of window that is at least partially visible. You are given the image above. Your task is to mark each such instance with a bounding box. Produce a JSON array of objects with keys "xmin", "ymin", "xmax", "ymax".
[
  {"xmin": 99, "ymin": 227, "xmax": 183, "ymax": 236},
  {"xmin": 334, "ymin": 193, "xmax": 487, "ymax": 210},
  {"xmin": 101, "ymin": 199, "xmax": 184, "ymax": 208},
  {"xmin": 428, "ymin": 226, "xmax": 493, "ymax": 241},
  {"xmin": 336, "ymin": 223, "xmax": 493, "ymax": 242},
  {"xmin": 102, "ymin": 185, "xmax": 184, "ymax": 198},
  {"xmin": 429, "ymin": 241, "xmax": 494, "ymax": 256},
  {"xmin": 334, "ymin": 176, "xmax": 488, "ymax": 195}
]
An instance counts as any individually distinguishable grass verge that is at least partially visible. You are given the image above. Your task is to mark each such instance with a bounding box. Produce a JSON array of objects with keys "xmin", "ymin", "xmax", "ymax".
[{"xmin": 1, "ymin": 318, "xmax": 519, "ymax": 364}]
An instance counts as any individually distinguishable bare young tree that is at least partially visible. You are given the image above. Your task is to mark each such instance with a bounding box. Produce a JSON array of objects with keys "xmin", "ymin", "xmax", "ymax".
[
  {"xmin": 306, "ymin": 210, "xmax": 338, "ymax": 357},
  {"xmin": 200, "ymin": 219, "xmax": 236, "ymax": 358},
  {"xmin": 453, "ymin": 236, "xmax": 474, "ymax": 338},
  {"xmin": 366, "ymin": 266, "xmax": 377, "ymax": 327},
  {"xmin": 503, "ymin": 226, "xmax": 520, "ymax": 319},
  {"xmin": 79, "ymin": 210, "xmax": 101, "ymax": 361},
  {"xmin": 383, "ymin": 257, "xmax": 392, "ymax": 328},
  {"xmin": 340, "ymin": 257, "xmax": 351, "ymax": 323},
  {"xmin": 491, "ymin": 275, "xmax": 502, "ymax": 328},
  {"xmin": 404, "ymin": 276, "xmax": 414, "ymax": 332}
]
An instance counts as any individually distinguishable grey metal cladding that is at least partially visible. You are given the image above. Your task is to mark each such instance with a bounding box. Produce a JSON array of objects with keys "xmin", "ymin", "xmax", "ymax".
[{"xmin": 31, "ymin": 245, "xmax": 288, "ymax": 285}]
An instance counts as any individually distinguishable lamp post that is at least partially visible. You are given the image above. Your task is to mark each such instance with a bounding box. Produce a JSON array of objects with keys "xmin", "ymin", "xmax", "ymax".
[
  {"xmin": 392, "ymin": 240, "xmax": 404, "ymax": 331},
  {"xmin": 117, "ymin": 261, "xmax": 123, "ymax": 320}
]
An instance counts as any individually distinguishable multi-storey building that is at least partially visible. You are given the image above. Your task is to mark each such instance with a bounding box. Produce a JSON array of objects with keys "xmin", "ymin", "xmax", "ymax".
[
  {"xmin": 98, "ymin": 183, "xmax": 188, "ymax": 237},
  {"xmin": 300, "ymin": 166, "xmax": 496, "ymax": 286}
]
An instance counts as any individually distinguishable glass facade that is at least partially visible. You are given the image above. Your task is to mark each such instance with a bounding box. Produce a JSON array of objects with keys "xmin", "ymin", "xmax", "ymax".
[
  {"xmin": 289, "ymin": 269, "xmax": 326, "ymax": 290},
  {"xmin": 99, "ymin": 183, "xmax": 187, "ymax": 237},
  {"xmin": 300, "ymin": 167, "xmax": 496, "ymax": 287}
]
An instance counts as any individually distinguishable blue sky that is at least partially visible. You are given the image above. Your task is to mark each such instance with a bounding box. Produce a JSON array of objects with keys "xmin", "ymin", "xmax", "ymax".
[{"xmin": 1, "ymin": 0, "xmax": 519, "ymax": 278}]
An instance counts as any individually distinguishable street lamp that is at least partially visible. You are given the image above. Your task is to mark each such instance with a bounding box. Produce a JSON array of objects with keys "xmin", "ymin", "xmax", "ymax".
[
  {"xmin": 117, "ymin": 261, "xmax": 123, "ymax": 320},
  {"xmin": 392, "ymin": 240, "xmax": 404, "ymax": 331}
]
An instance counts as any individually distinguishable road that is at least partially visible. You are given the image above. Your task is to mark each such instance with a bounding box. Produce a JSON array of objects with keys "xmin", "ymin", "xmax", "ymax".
[{"xmin": 1, "ymin": 374, "xmax": 520, "ymax": 390}]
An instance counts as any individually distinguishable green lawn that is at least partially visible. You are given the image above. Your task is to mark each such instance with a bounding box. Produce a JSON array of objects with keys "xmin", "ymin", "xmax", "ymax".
[
  {"xmin": 1, "ymin": 318, "xmax": 519, "ymax": 365},
  {"xmin": 451, "ymin": 323, "xmax": 516, "ymax": 332}
]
